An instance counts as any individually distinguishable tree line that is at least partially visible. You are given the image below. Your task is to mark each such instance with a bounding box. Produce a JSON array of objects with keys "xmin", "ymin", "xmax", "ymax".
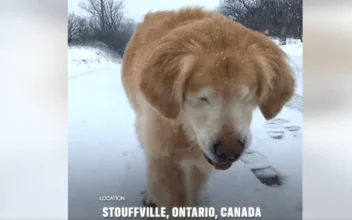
[
  {"xmin": 219, "ymin": 0, "xmax": 302, "ymax": 43},
  {"xmin": 68, "ymin": 0, "xmax": 136, "ymax": 57},
  {"xmin": 68, "ymin": 0, "xmax": 303, "ymax": 57}
]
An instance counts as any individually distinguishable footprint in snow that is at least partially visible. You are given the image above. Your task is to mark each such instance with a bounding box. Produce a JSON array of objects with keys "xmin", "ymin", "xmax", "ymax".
[
  {"xmin": 264, "ymin": 118, "xmax": 301, "ymax": 139},
  {"xmin": 241, "ymin": 151, "xmax": 284, "ymax": 187},
  {"xmin": 121, "ymin": 151, "xmax": 136, "ymax": 156},
  {"xmin": 286, "ymin": 94, "xmax": 303, "ymax": 113},
  {"xmin": 250, "ymin": 166, "xmax": 284, "ymax": 187},
  {"xmin": 240, "ymin": 150, "xmax": 267, "ymax": 165}
]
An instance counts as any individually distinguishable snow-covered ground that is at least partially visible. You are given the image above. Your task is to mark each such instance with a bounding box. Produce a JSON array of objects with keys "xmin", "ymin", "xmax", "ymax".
[
  {"xmin": 68, "ymin": 46, "xmax": 120, "ymax": 79},
  {"xmin": 68, "ymin": 39, "xmax": 303, "ymax": 220}
]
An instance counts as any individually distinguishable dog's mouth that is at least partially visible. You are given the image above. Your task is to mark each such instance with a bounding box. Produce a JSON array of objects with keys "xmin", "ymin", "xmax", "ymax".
[{"xmin": 202, "ymin": 152, "xmax": 233, "ymax": 170}]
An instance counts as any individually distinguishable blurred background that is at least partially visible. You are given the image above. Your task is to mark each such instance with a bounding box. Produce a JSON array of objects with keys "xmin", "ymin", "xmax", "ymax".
[{"xmin": 67, "ymin": 0, "xmax": 302, "ymax": 58}]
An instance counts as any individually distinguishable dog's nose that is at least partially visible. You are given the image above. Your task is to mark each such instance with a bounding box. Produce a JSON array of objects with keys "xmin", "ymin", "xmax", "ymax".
[{"xmin": 213, "ymin": 140, "xmax": 244, "ymax": 161}]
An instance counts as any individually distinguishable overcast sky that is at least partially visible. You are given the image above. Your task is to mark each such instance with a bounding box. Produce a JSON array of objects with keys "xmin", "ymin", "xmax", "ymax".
[{"xmin": 68, "ymin": 0, "xmax": 219, "ymax": 22}]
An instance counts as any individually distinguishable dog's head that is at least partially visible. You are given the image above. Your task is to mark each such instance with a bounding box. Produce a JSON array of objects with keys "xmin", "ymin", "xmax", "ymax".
[{"xmin": 139, "ymin": 28, "xmax": 295, "ymax": 170}]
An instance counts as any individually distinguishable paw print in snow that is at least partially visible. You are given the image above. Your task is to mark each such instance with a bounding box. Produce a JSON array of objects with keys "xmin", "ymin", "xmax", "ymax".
[{"xmin": 264, "ymin": 118, "xmax": 301, "ymax": 139}]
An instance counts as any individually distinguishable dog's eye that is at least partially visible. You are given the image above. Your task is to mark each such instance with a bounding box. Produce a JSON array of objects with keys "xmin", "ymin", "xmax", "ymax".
[{"xmin": 199, "ymin": 97, "xmax": 209, "ymax": 103}]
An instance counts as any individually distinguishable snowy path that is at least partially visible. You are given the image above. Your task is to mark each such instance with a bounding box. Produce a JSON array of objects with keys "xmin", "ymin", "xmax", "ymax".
[{"xmin": 68, "ymin": 44, "xmax": 302, "ymax": 220}]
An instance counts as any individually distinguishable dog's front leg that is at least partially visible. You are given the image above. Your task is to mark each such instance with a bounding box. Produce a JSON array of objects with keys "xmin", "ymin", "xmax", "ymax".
[
  {"xmin": 145, "ymin": 156, "xmax": 187, "ymax": 210},
  {"xmin": 186, "ymin": 166, "xmax": 208, "ymax": 207}
]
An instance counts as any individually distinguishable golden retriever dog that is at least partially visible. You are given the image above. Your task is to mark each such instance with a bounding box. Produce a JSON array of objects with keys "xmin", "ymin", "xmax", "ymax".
[{"xmin": 121, "ymin": 7, "xmax": 295, "ymax": 210}]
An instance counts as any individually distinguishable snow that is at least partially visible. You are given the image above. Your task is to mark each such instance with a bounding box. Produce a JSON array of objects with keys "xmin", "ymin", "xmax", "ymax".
[
  {"xmin": 68, "ymin": 39, "xmax": 303, "ymax": 220},
  {"xmin": 68, "ymin": 46, "xmax": 120, "ymax": 79}
]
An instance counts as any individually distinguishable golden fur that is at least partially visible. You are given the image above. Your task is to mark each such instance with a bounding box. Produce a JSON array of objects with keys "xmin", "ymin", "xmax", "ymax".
[{"xmin": 121, "ymin": 7, "xmax": 295, "ymax": 209}]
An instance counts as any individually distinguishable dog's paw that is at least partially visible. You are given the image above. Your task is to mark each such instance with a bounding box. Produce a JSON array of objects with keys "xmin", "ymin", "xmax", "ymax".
[{"xmin": 142, "ymin": 193, "xmax": 157, "ymax": 208}]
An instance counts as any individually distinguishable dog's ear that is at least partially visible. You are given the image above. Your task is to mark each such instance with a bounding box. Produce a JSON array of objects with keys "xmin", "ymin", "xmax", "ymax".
[
  {"xmin": 139, "ymin": 40, "xmax": 196, "ymax": 119},
  {"xmin": 254, "ymin": 46, "xmax": 295, "ymax": 120}
]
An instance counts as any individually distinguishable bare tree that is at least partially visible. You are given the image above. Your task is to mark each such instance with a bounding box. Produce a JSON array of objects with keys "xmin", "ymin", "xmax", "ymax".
[
  {"xmin": 68, "ymin": 12, "xmax": 79, "ymax": 43},
  {"xmin": 76, "ymin": 16, "xmax": 92, "ymax": 43},
  {"xmin": 287, "ymin": 0, "xmax": 302, "ymax": 41},
  {"xmin": 219, "ymin": 0, "xmax": 302, "ymax": 40},
  {"xmin": 69, "ymin": 0, "xmax": 135, "ymax": 56},
  {"xmin": 298, "ymin": 25, "xmax": 303, "ymax": 42},
  {"xmin": 100, "ymin": 0, "xmax": 105, "ymax": 32},
  {"xmin": 80, "ymin": 0, "xmax": 124, "ymax": 35},
  {"xmin": 220, "ymin": 0, "xmax": 262, "ymax": 30}
]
